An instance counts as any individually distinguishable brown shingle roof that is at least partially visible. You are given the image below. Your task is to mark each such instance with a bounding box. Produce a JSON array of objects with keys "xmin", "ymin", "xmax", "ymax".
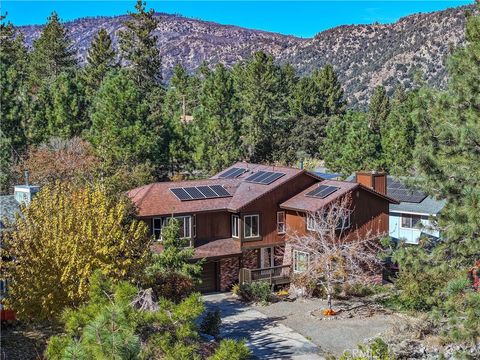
[
  {"xmin": 128, "ymin": 162, "xmax": 315, "ymax": 217},
  {"xmin": 280, "ymin": 179, "xmax": 398, "ymax": 212}
]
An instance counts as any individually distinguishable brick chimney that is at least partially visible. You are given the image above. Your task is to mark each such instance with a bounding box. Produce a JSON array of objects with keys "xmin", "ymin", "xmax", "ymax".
[{"xmin": 355, "ymin": 171, "xmax": 387, "ymax": 195}]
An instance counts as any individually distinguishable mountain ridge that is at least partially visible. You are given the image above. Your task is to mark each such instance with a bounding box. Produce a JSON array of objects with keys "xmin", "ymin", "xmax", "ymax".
[{"xmin": 18, "ymin": 5, "xmax": 473, "ymax": 107}]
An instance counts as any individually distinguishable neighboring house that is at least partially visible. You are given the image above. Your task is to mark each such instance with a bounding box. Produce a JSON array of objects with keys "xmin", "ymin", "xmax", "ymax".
[
  {"xmin": 128, "ymin": 163, "xmax": 398, "ymax": 292},
  {"xmin": 386, "ymin": 176, "xmax": 446, "ymax": 245},
  {"xmin": 1, "ymin": 182, "xmax": 39, "ymax": 316}
]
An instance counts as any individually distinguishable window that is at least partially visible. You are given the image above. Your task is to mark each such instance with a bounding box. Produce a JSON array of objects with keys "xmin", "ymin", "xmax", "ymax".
[
  {"xmin": 232, "ymin": 215, "xmax": 240, "ymax": 238},
  {"xmin": 336, "ymin": 212, "xmax": 351, "ymax": 230},
  {"xmin": 277, "ymin": 211, "xmax": 286, "ymax": 234},
  {"xmin": 293, "ymin": 250, "xmax": 309, "ymax": 273},
  {"xmin": 244, "ymin": 214, "xmax": 260, "ymax": 238},
  {"xmin": 401, "ymin": 214, "xmax": 421, "ymax": 229},
  {"xmin": 152, "ymin": 216, "xmax": 192, "ymax": 241},
  {"xmin": 306, "ymin": 214, "xmax": 316, "ymax": 231},
  {"xmin": 152, "ymin": 218, "xmax": 162, "ymax": 240}
]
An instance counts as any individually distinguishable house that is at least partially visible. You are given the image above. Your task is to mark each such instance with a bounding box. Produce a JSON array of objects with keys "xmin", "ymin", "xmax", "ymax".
[
  {"xmin": 128, "ymin": 163, "xmax": 398, "ymax": 292},
  {"xmin": 385, "ymin": 176, "xmax": 446, "ymax": 244},
  {"xmin": 0, "ymin": 180, "xmax": 39, "ymax": 319}
]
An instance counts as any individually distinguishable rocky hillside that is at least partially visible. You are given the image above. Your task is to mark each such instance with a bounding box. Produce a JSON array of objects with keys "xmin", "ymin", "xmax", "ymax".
[{"xmin": 19, "ymin": 5, "xmax": 473, "ymax": 107}]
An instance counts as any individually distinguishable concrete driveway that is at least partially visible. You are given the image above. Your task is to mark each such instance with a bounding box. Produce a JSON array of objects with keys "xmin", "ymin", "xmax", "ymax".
[{"xmin": 203, "ymin": 293, "xmax": 324, "ymax": 360}]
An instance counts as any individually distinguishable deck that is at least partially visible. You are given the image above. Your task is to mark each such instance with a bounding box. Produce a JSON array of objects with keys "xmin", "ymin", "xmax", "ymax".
[{"xmin": 239, "ymin": 265, "xmax": 291, "ymax": 286}]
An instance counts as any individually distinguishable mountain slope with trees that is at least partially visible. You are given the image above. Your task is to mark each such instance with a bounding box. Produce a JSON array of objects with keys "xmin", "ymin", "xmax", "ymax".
[{"xmin": 18, "ymin": 5, "xmax": 473, "ymax": 106}]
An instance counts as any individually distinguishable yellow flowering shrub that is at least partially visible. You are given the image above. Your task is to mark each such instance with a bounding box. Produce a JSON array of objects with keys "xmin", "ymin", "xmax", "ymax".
[{"xmin": 2, "ymin": 182, "xmax": 151, "ymax": 321}]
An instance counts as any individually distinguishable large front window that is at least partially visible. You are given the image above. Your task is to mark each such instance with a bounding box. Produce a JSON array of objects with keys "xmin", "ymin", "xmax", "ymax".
[
  {"xmin": 152, "ymin": 216, "xmax": 192, "ymax": 241},
  {"xmin": 244, "ymin": 214, "xmax": 260, "ymax": 239},
  {"xmin": 293, "ymin": 250, "xmax": 309, "ymax": 273},
  {"xmin": 401, "ymin": 214, "xmax": 421, "ymax": 229}
]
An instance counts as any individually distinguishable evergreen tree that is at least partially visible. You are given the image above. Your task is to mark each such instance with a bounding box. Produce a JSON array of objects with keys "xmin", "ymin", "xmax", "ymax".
[
  {"xmin": 82, "ymin": 28, "xmax": 117, "ymax": 99},
  {"xmin": 235, "ymin": 51, "xmax": 283, "ymax": 162},
  {"xmin": 380, "ymin": 85, "xmax": 416, "ymax": 174},
  {"xmin": 322, "ymin": 112, "xmax": 380, "ymax": 174},
  {"xmin": 45, "ymin": 72, "xmax": 87, "ymax": 139},
  {"xmin": 0, "ymin": 16, "xmax": 28, "ymax": 192},
  {"xmin": 119, "ymin": 0, "xmax": 161, "ymax": 92},
  {"xmin": 28, "ymin": 12, "xmax": 76, "ymax": 88},
  {"xmin": 313, "ymin": 64, "xmax": 346, "ymax": 116},
  {"xmin": 163, "ymin": 64, "xmax": 200, "ymax": 173},
  {"xmin": 413, "ymin": 9, "xmax": 480, "ymax": 266},
  {"xmin": 392, "ymin": 8, "xmax": 480, "ymax": 343},
  {"xmin": 368, "ymin": 85, "xmax": 391, "ymax": 134},
  {"xmin": 89, "ymin": 70, "xmax": 153, "ymax": 167},
  {"xmin": 194, "ymin": 63, "xmax": 241, "ymax": 172}
]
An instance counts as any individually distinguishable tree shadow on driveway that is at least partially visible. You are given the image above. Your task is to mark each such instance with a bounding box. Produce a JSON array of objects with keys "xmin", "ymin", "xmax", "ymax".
[{"xmin": 203, "ymin": 293, "xmax": 323, "ymax": 360}]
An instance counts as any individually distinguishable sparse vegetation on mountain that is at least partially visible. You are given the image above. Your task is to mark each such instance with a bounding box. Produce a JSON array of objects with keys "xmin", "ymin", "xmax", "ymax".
[{"xmin": 18, "ymin": 5, "xmax": 473, "ymax": 107}]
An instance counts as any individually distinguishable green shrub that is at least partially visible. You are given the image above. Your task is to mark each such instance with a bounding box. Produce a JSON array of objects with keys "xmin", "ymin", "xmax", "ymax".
[
  {"xmin": 249, "ymin": 281, "xmax": 272, "ymax": 304},
  {"xmin": 200, "ymin": 308, "xmax": 221, "ymax": 339},
  {"xmin": 237, "ymin": 281, "xmax": 272, "ymax": 304},
  {"xmin": 209, "ymin": 339, "xmax": 251, "ymax": 360}
]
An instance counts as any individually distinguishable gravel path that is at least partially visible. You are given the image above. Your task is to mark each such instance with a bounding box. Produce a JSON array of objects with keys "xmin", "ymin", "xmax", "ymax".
[
  {"xmin": 203, "ymin": 293, "xmax": 325, "ymax": 360},
  {"xmin": 253, "ymin": 297, "xmax": 397, "ymax": 356}
]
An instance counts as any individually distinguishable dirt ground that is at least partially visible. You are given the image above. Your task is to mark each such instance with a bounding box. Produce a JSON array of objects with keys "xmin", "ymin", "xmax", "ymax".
[
  {"xmin": 253, "ymin": 297, "xmax": 399, "ymax": 356},
  {"xmin": 1, "ymin": 323, "xmax": 58, "ymax": 360}
]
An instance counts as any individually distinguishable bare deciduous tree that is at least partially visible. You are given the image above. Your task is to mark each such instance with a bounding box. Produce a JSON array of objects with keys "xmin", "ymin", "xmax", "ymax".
[{"xmin": 287, "ymin": 194, "xmax": 385, "ymax": 310}]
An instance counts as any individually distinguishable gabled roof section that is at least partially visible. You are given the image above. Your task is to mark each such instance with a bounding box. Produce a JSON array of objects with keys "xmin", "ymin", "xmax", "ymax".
[
  {"xmin": 128, "ymin": 162, "xmax": 321, "ymax": 217},
  {"xmin": 280, "ymin": 179, "xmax": 398, "ymax": 213}
]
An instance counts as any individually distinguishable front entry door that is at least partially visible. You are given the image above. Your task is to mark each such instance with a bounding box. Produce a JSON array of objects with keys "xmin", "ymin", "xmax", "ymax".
[{"xmin": 260, "ymin": 247, "xmax": 274, "ymax": 269}]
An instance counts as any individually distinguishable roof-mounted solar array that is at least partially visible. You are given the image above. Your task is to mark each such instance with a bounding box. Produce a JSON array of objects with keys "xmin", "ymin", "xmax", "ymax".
[
  {"xmin": 244, "ymin": 171, "xmax": 286, "ymax": 185},
  {"xmin": 170, "ymin": 185, "xmax": 231, "ymax": 201},
  {"xmin": 218, "ymin": 167, "xmax": 247, "ymax": 179},
  {"xmin": 387, "ymin": 178, "xmax": 427, "ymax": 203},
  {"xmin": 305, "ymin": 185, "xmax": 339, "ymax": 199}
]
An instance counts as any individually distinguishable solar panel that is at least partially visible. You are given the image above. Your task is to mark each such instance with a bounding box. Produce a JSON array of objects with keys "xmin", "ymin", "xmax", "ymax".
[
  {"xmin": 245, "ymin": 171, "xmax": 286, "ymax": 185},
  {"xmin": 306, "ymin": 185, "xmax": 339, "ymax": 199},
  {"xmin": 245, "ymin": 171, "xmax": 267, "ymax": 183},
  {"xmin": 184, "ymin": 187, "xmax": 206, "ymax": 199},
  {"xmin": 170, "ymin": 185, "xmax": 231, "ymax": 201},
  {"xmin": 387, "ymin": 178, "xmax": 427, "ymax": 203},
  {"xmin": 170, "ymin": 188, "xmax": 192, "ymax": 201},
  {"xmin": 197, "ymin": 185, "xmax": 217, "ymax": 198},
  {"xmin": 210, "ymin": 185, "xmax": 231, "ymax": 197},
  {"xmin": 218, "ymin": 167, "xmax": 246, "ymax": 179},
  {"xmin": 261, "ymin": 172, "xmax": 285, "ymax": 184}
]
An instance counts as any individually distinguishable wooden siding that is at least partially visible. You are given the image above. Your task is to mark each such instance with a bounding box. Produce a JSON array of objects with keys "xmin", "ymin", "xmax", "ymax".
[
  {"xmin": 240, "ymin": 173, "xmax": 318, "ymax": 248},
  {"xmin": 195, "ymin": 211, "xmax": 231, "ymax": 242},
  {"xmin": 285, "ymin": 187, "xmax": 389, "ymax": 241}
]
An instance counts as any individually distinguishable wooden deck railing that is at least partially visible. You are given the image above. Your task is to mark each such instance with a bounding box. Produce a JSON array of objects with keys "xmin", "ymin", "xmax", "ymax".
[{"xmin": 239, "ymin": 265, "xmax": 291, "ymax": 285}]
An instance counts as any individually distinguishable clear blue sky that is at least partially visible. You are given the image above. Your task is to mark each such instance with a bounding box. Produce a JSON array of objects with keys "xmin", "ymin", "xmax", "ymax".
[{"xmin": 1, "ymin": 1, "xmax": 473, "ymax": 38}]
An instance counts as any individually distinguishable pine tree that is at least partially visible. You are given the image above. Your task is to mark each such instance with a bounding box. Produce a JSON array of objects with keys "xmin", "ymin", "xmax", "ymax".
[
  {"xmin": 380, "ymin": 85, "xmax": 416, "ymax": 174},
  {"xmin": 0, "ymin": 16, "xmax": 28, "ymax": 192},
  {"xmin": 368, "ymin": 85, "xmax": 391, "ymax": 134},
  {"xmin": 45, "ymin": 72, "xmax": 87, "ymax": 139},
  {"xmin": 82, "ymin": 28, "xmax": 117, "ymax": 99},
  {"xmin": 322, "ymin": 112, "xmax": 380, "ymax": 174},
  {"xmin": 194, "ymin": 63, "xmax": 241, "ymax": 172},
  {"xmin": 89, "ymin": 70, "xmax": 153, "ymax": 167},
  {"xmin": 413, "ymin": 9, "xmax": 480, "ymax": 266},
  {"xmin": 28, "ymin": 12, "xmax": 76, "ymax": 88},
  {"xmin": 235, "ymin": 51, "xmax": 283, "ymax": 162},
  {"xmin": 119, "ymin": 0, "xmax": 161, "ymax": 92},
  {"xmin": 313, "ymin": 64, "xmax": 346, "ymax": 116},
  {"xmin": 162, "ymin": 64, "xmax": 200, "ymax": 173}
]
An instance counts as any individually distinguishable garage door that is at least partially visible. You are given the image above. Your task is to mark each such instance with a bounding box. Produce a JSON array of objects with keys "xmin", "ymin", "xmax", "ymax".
[{"xmin": 198, "ymin": 262, "xmax": 218, "ymax": 293}]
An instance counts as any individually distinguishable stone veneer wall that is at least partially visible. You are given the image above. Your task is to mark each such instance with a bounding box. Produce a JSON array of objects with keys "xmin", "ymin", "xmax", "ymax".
[
  {"xmin": 219, "ymin": 257, "xmax": 240, "ymax": 291},
  {"xmin": 242, "ymin": 248, "xmax": 259, "ymax": 269}
]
